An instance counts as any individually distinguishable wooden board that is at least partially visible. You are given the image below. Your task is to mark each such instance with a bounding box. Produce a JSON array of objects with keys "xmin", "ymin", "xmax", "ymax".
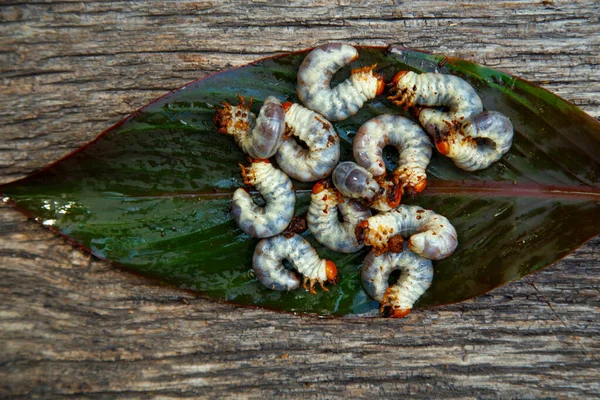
[{"xmin": 1, "ymin": 1, "xmax": 599, "ymax": 398}]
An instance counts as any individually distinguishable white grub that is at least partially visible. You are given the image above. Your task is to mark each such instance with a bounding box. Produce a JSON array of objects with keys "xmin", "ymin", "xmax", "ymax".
[
  {"xmin": 307, "ymin": 181, "xmax": 372, "ymax": 253},
  {"xmin": 353, "ymin": 114, "xmax": 432, "ymax": 194},
  {"xmin": 214, "ymin": 95, "xmax": 285, "ymax": 159},
  {"xmin": 331, "ymin": 161, "xmax": 401, "ymax": 212},
  {"xmin": 388, "ymin": 71, "xmax": 513, "ymax": 171},
  {"xmin": 297, "ymin": 43, "xmax": 384, "ymax": 121},
  {"xmin": 448, "ymin": 111, "xmax": 514, "ymax": 171},
  {"xmin": 252, "ymin": 233, "xmax": 338, "ymax": 294},
  {"xmin": 356, "ymin": 204, "xmax": 458, "ymax": 259},
  {"xmin": 361, "ymin": 244, "xmax": 433, "ymax": 318},
  {"xmin": 231, "ymin": 160, "xmax": 295, "ymax": 238},
  {"xmin": 388, "ymin": 71, "xmax": 483, "ymax": 131},
  {"xmin": 275, "ymin": 102, "xmax": 340, "ymax": 182}
]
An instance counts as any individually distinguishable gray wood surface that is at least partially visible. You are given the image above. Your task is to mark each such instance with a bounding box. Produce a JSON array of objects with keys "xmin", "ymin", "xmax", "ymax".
[{"xmin": 1, "ymin": 1, "xmax": 599, "ymax": 398}]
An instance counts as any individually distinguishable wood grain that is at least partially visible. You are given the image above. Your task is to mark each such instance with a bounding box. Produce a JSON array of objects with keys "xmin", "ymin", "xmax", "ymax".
[{"xmin": 1, "ymin": 1, "xmax": 599, "ymax": 398}]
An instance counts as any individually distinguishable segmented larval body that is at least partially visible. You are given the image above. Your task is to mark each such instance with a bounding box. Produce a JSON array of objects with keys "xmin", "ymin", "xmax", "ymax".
[
  {"xmin": 214, "ymin": 96, "xmax": 285, "ymax": 159},
  {"xmin": 353, "ymin": 114, "xmax": 432, "ymax": 194},
  {"xmin": 297, "ymin": 43, "xmax": 384, "ymax": 121},
  {"xmin": 332, "ymin": 161, "xmax": 401, "ymax": 212},
  {"xmin": 356, "ymin": 205, "xmax": 458, "ymax": 259},
  {"xmin": 307, "ymin": 181, "xmax": 372, "ymax": 253},
  {"xmin": 443, "ymin": 111, "xmax": 514, "ymax": 171},
  {"xmin": 231, "ymin": 160, "xmax": 295, "ymax": 238},
  {"xmin": 252, "ymin": 234, "xmax": 338, "ymax": 293},
  {"xmin": 389, "ymin": 71, "xmax": 483, "ymax": 132},
  {"xmin": 389, "ymin": 71, "xmax": 513, "ymax": 171},
  {"xmin": 361, "ymin": 245, "xmax": 433, "ymax": 318},
  {"xmin": 275, "ymin": 102, "xmax": 340, "ymax": 181}
]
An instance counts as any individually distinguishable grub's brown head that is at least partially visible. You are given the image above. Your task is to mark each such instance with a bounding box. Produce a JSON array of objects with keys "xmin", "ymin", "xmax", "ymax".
[
  {"xmin": 413, "ymin": 179, "xmax": 427, "ymax": 194},
  {"xmin": 380, "ymin": 304, "xmax": 411, "ymax": 318},
  {"xmin": 312, "ymin": 180, "xmax": 330, "ymax": 195},
  {"xmin": 373, "ymin": 67, "xmax": 386, "ymax": 95},
  {"xmin": 435, "ymin": 139, "xmax": 451, "ymax": 155},
  {"xmin": 282, "ymin": 101, "xmax": 294, "ymax": 113},
  {"xmin": 325, "ymin": 260, "xmax": 338, "ymax": 285},
  {"xmin": 391, "ymin": 70, "xmax": 409, "ymax": 86}
]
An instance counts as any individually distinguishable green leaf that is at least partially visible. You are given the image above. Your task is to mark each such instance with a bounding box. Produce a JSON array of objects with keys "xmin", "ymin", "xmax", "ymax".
[{"xmin": 2, "ymin": 47, "xmax": 599, "ymax": 316}]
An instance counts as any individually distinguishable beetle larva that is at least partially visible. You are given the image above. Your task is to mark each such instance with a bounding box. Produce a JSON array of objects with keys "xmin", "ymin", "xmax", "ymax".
[
  {"xmin": 353, "ymin": 114, "xmax": 432, "ymax": 195},
  {"xmin": 275, "ymin": 102, "xmax": 340, "ymax": 182},
  {"xmin": 214, "ymin": 95, "xmax": 285, "ymax": 159},
  {"xmin": 388, "ymin": 71, "xmax": 483, "ymax": 131},
  {"xmin": 445, "ymin": 111, "xmax": 514, "ymax": 171},
  {"xmin": 361, "ymin": 244, "xmax": 433, "ymax": 318},
  {"xmin": 252, "ymin": 233, "xmax": 338, "ymax": 294},
  {"xmin": 388, "ymin": 71, "xmax": 513, "ymax": 171},
  {"xmin": 297, "ymin": 43, "xmax": 385, "ymax": 121},
  {"xmin": 307, "ymin": 180, "xmax": 372, "ymax": 253},
  {"xmin": 232, "ymin": 159, "xmax": 295, "ymax": 238},
  {"xmin": 356, "ymin": 204, "xmax": 458, "ymax": 259},
  {"xmin": 332, "ymin": 161, "xmax": 401, "ymax": 212}
]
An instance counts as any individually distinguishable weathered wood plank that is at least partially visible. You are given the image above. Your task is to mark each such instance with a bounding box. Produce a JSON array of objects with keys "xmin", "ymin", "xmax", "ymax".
[
  {"xmin": 1, "ymin": 0, "xmax": 599, "ymax": 183},
  {"xmin": 1, "ymin": 1, "xmax": 599, "ymax": 398},
  {"xmin": 1, "ymin": 205, "xmax": 599, "ymax": 398}
]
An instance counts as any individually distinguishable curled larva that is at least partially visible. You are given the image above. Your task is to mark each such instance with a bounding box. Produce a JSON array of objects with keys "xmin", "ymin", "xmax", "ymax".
[
  {"xmin": 307, "ymin": 180, "xmax": 372, "ymax": 253},
  {"xmin": 361, "ymin": 244, "xmax": 433, "ymax": 318},
  {"xmin": 388, "ymin": 71, "xmax": 513, "ymax": 171},
  {"xmin": 446, "ymin": 111, "xmax": 514, "ymax": 171},
  {"xmin": 353, "ymin": 114, "xmax": 432, "ymax": 195},
  {"xmin": 356, "ymin": 204, "xmax": 458, "ymax": 259},
  {"xmin": 275, "ymin": 102, "xmax": 340, "ymax": 182},
  {"xmin": 231, "ymin": 159, "xmax": 295, "ymax": 238},
  {"xmin": 388, "ymin": 71, "xmax": 483, "ymax": 130},
  {"xmin": 332, "ymin": 161, "xmax": 401, "ymax": 212},
  {"xmin": 297, "ymin": 43, "xmax": 385, "ymax": 121},
  {"xmin": 252, "ymin": 233, "xmax": 338, "ymax": 294},
  {"xmin": 214, "ymin": 95, "xmax": 285, "ymax": 159}
]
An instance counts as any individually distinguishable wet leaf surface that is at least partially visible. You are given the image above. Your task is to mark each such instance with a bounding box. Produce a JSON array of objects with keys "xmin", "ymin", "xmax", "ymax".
[{"xmin": 2, "ymin": 47, "xmax": 599, "ymax": 316}]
